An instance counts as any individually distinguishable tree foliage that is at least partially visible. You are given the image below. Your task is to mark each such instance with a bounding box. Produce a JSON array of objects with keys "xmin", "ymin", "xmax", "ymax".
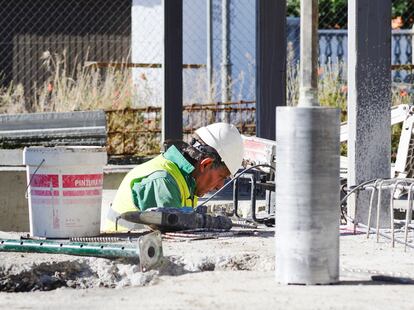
[{"xmin": 287, "ymin": 0, "xmax": 413, "ymax": 29}]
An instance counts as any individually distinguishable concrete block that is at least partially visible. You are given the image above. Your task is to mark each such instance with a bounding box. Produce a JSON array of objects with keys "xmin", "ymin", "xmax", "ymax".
[
  {"xmin": 0, "ymin": 167, "xmax": 28, "ymax": 231},
  {"xmin": 0, "ymin": 149, "xmax": 24, "ymax": 166},
  {"xmin": 0, "ymin": 111, "xmax": 106, "ymax": 148},
  {"xmin": 0, "ymin": 110, "xmax": 106, "ymax": 130}
]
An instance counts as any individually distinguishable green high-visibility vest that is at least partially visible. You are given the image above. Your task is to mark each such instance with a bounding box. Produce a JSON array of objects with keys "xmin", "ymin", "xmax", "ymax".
[{"xmin": 103, "ymin": 154, "xmax": 197, "ymax": 232}]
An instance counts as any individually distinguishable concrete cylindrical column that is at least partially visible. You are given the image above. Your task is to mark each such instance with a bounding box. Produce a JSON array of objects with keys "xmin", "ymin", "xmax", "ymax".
[{"xmin": 275, "ymin": 106, "xmax": 340, "ymax": 285}]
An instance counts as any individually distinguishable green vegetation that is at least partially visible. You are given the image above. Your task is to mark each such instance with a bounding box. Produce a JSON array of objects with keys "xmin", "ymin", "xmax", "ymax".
[
  {"xmin": 287, "ymin": 0, "xmax": 347, "ymax": 29},
  {"xmin": 287, "ymin": 0, "xmax": 414, "ymax": 29},
  {"xmin": 1, "ymin": 51, "xmax": 413, "ymax": 159}
]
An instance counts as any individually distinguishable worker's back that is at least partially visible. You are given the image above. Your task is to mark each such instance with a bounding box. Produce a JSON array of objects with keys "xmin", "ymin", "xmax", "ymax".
[{"xmin": 102, "ymin": 151, "xmax": 195, "ymax": 232}]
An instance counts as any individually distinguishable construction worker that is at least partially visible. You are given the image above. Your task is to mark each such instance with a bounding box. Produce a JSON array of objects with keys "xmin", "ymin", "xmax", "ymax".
[{"xmin": 103, "ymin": 122, "xmax": 244, "ymax": 232}]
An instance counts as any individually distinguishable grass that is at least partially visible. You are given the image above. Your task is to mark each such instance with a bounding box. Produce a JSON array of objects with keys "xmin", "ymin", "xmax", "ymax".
[
  {"xmin": 1, "ymin": 51, "xmax": 412, "ymax": 114},
  {"xmin": 0, "ymin": 78, "xmax": 26, "ymax": 114},
  {"xmin": 1, "ymin": 51, "xmax": 413, "ymax": 158},
  {"xmin": 31, "ymin": 50, "xmax": 135, "ymax": 112}
]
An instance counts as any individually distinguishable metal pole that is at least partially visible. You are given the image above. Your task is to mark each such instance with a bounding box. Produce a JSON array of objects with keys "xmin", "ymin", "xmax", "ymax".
[
  {"xmin": 221, "ymin": 0, "xmax": 231, "ymax": 103},
  {"xmin": 347, "ymin": 0, "xmax": 391, "ymax": 227},
  {"xmin": 207, "ymin": 0, "xmax": 213, "ymax": 102},
  {"xmin": 412, "ymin": 25, "xmax": 414, "ymax": 65},
  {"xmin": 275, "ymin": 0, "xmax": 340, "ymax": 285},
  {"xmin": 255, "ymin": 0, "xmax": 286, "ymax": 140},
  {"xmin": 298, "ymin": 0, "xmax": 318, "ymax": 107},
  {"xmin": 162, "ymin": 0, "xmax": 183, "ymax": 142}
]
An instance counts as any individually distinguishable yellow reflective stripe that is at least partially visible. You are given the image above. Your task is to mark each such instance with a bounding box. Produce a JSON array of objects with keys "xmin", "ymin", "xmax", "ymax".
[{"xmin": 105, "ymin": 154, "xmax": 196, "ymax": 232}]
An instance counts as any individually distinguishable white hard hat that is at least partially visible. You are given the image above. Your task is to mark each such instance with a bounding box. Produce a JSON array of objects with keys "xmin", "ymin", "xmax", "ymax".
[{"xmin": 195, "ymin": 123, "xmax": 244, "ymax": 176}]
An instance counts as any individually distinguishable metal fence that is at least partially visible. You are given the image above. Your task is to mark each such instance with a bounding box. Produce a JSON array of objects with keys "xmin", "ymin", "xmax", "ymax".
[
  {"xmin": 287, "ymin": 0, "xmax": 414, "ymax": 81},
  {"xmin": 131, "ymin": 0, "xmax": 256, "ymax": 107},
  {"xmin": 0, "ymin": 0, "xmax": 131, "ymax": 107},
  {"xmin": 106, "ymin": 101, "xmax": 256, "ymax": 157},
  {"xmin": 1, "ymin": 1, "xmax": 414, "ymax": 150}
]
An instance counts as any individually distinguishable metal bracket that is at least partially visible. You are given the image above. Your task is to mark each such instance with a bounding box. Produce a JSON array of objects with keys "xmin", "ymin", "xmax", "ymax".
[{"xmin": 137, "ymin": 231, "xmax": 163, "ymax": 272}]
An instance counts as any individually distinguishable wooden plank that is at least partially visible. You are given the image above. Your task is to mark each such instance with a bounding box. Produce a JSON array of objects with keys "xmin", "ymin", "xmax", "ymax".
[
  {"xmin": 391, "ymin": 64, "xmax": 414, "ymax": 70},
  {"xmin": 124, "ymin": 35, "xmax": 131, "ymax": 62},
  {"xmin": 38, "ymin": 35, "xmax": 46, "ymax": 89},
  {"xmin": 108, "ymin": 34, "xmax": 115, "ymax": 62},
  {"xmin": 103, "ymin": 33, "xmax": 110, "ymax": 62},
  {"xmin": 77, "ymin": 34, "xmax": 85, "ymax": 67},
  {"xmin": 12, "ymin": 35, "xmax": 20, "ymax": 89},
  {"xmin": 84, "ymin": 62, "xmax": 205, "ymax": 69},
  {"xmin": 23, "ymin": 34, "xmax": 31, "ymax": 102},
  {"xmin": 97, "ymin": 34, "xmax": 103, "ymax": 63},
  {"xmin": 63, "ymin": 34, "xmax": 71, "ymax": 77}
]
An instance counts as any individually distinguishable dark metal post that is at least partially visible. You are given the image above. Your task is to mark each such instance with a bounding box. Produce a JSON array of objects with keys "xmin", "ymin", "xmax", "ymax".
[
  {"xmin": 347, "ymin": 0, "xmax": 392, "ymax": 227},
  {"xmin": 221, "ymin": 0, "xmax": 232, "ymax": 103},
  {"xmin": 207, "ymin": 0, "xmax": 213, "ymax": 102},
  {"xmin": 256, "ymin": 0, "xmax": 286, "ymax": 140},
  {"xmin": 162, "ymin": 0, "xmax": 183, "ymax": 142}
]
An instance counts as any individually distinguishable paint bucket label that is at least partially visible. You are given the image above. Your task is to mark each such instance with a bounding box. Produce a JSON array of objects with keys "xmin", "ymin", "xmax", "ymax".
[{"xmin": 23, "ymin": 147, "xmax": 107, "ymax": 238}]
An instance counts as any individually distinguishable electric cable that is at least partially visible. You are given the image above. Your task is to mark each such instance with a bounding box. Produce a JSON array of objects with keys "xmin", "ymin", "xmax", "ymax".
[
  {"xmin": 339, "ymin": 178, "xmax": 379, "ymax": 208},
  {"xmin": 339, "ymin": 178, "xmax": 380, "ymax": 224},
  {"xmin": 199, "ymin": 163, "xmax": 380, "ymax": 225},
  {"xmin": 340, "ymin": 177, "xmax": 414, "ymax": 224},
  {"xmin": 196, "ymin": 164, "xmax": 275, "ymax": 209},
  {"xmin": 24, "ymin": 159, "xmax": 45, "ymax": 199}
]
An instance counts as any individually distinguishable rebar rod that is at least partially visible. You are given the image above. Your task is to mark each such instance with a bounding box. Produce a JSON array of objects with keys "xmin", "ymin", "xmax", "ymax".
[
  {"xmin": 206, "ymin": 0, "xmax": 213, "ymax": 102},
  {"xmin": 367, "ymin": 179, "xmax": 382, "ymax": 238},
  {"xmin": 390, "ymin": 180, "xmax": 406, "ymax": 247},
  {"xmin": 358, "ymin": 223, "xmax": 414, "ymax": 250},
  {"xmin": 221, "ymin": 0, "xmax": 232, "ymax": 103},
  {"xmin": 363, "ymin": 181, "xmax": 414, "ymax": 191},
  {"xmin": 376, "ymin": 180, "xmax": 385, "ymax": 242},
  {"xmin": 0, "ymin": 239, "xmax": 140, "ymax": 260},
  {"xmin": 405, "ymin": 184, "xmax": 414, "ymax": 251}
]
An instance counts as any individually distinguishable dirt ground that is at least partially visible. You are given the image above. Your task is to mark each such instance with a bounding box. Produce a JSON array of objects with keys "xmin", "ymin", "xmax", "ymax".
[{"xmin": 1, "ymin": 225, "xmax": 414, "ymax": 310}]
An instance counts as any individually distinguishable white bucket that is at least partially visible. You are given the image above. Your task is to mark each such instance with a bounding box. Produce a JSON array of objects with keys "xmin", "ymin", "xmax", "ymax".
[{"xmin": 23, "ymin": 146, "xmax": 107, "ymax": 238}]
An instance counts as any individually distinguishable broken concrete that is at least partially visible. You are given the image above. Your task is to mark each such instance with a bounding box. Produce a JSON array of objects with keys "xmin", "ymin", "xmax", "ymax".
[{"xmin": 1, "ymin": 227, "xmax": 414, "ymax": 309}]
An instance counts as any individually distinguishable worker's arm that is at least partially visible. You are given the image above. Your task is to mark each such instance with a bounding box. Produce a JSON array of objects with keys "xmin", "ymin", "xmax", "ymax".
[{"xmin": 131, "ymin": 171, "xmax": 182, "ymax": 211}]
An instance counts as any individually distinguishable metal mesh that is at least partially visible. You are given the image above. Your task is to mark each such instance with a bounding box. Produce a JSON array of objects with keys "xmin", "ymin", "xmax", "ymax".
[
  {"xmin": 0, "ymin": 0, "xmax": 131, "ymax": 111},
  {"xmin": 287, "ymin": 0, "xmax": 414, "ymax": 65},
  {"xmin": 106, "ymin": 101, "xmax": 256, "ymax": 157},
  {"xmin": 3, "ymin": 1, "xmax": 414, "ymax": 157},
  {"xmin": 286, "ymin": 0, "xmax": 414, "ymax": 106},
  {"xmin": 0, "ymin": 0, "xmax": 258, "ymax": 158},
  {"xmin": 181, "ymin": 0, "xmax": 256, "ymax": 105}
]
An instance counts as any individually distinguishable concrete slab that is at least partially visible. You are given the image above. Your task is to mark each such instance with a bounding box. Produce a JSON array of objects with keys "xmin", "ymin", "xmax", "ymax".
[
  {"xmin": 0, "ymin": 149, "xmax": 24, "ymax": 166},
  {"xmin": 1, "ymin": 227, "xmax": 414, "ymax": 309}
]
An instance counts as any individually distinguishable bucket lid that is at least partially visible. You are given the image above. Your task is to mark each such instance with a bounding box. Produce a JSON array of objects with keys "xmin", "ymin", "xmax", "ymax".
[
  {"xmin": 24, "ymin": 146, "xmax": 106, "ymax": 153},
  {"xmin": 23, "ymin": 146, "xmax": 107, "ymax": 166}
]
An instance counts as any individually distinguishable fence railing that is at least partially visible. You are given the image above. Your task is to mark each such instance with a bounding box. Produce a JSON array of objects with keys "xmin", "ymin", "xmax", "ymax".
[
  {"xmin": 0, "ymin": 111, "xmax": 106, "ymax": 149},
  {"xmin": 304, "ymin": 28, "xmax": 414, "ymax": 81},
  {"xmin": 1, "ymin": 102, "xmax": 256, "ymax": 160}
]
